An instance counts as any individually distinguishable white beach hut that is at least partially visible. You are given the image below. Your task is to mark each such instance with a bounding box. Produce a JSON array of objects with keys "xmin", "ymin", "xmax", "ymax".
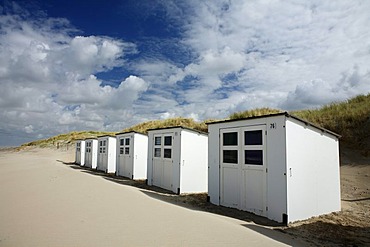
[
  {"xmin": 207, "ymin": 112, "xmax": 341, "ymax": 224},
  {"xmin": 96, "ymin": 135, "xmax": 117, "ymax": 173},
  {"xmin": 147, "ymin": 126, "xmax": 208, "ymax": 194},
  {"xmin": 84, "ymin": 138, "xmax": 98, "ymax": 169},
  {"xmin": 116, "ymin": 131, "xmax": 148, "ymax": 180},
  {"xmin": 75, "ymin": 140, "xmax": 85, "ymax": 166}
]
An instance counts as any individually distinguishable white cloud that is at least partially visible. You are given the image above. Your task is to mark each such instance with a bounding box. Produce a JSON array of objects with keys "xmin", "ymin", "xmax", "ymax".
[
  {"xmin": 1, "ymin": 0, "xmax": 370, "ymax": 146},
  {"xmin": 0, "ymin": 4, "xmax": 143, "ymax": 146}
]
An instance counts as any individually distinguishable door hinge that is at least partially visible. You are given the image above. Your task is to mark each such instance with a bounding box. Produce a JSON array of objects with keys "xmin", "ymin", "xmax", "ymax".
[
  {"xmin": 266, "ymin": 206, "xmax": 268, "ymax": 211},
  {"xmin": 266, "ymin": 168, "xmax": 268, "ymax": 173},
  {"xmin": 265, "ymin": 130, "xmax": 267, "ymax": 135}
]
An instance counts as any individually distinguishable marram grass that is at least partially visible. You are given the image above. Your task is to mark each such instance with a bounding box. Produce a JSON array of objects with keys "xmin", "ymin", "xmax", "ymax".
[{"xmin": 21, "ymin": 94, "xmax": 369, "ymax": 154}]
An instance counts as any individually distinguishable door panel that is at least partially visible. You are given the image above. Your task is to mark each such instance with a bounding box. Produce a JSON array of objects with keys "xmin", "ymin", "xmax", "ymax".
[
  {"xmin": 117, "ymin": 136, "xmax": 133, "ymax": 178},
  {"xmin": 221, "ymin": 167, "xmax": 239, "ymax": 207},
  {"xmin": 220, "ymin": 125, "xmax": 267, "ymax": 216},
  {"xmin": 152, "ymin": 133, "xmax": 173, "ymax": 191}
]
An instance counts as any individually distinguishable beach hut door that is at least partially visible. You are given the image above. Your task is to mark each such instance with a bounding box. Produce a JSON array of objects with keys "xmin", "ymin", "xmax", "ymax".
[
  {"xmin": 220, "ymin": 125, "xmax": 267, "ymax": 216},
  {"xmin": 152, "ymin": 133, "xmax": 173, "ymax": 191},
  {"xmin": 118, "ymin": 136, "xmax": 133, "ymax": 178}
]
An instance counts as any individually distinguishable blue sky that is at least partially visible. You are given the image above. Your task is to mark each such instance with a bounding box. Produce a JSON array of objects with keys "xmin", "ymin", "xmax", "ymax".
[{"xmin": 1, "ymin": 0, "xmax": 370, "ymax": 146}]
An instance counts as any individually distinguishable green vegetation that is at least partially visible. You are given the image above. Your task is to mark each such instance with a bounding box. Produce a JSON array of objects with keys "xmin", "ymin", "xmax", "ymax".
[
  {"xmin": 21, "ymin": 94, "xmax": 369, "ymax": 155},
  {"xmin": 229, "ymin": 108, "xmax": 283, "ymax": 120},
  {"xmin": 21, "ymin": 131, "xmax": 115, "ymax": 148},
  {"xmin": 121, "ymin": 117, "xmax": 208, "ymax": 134},
  {"xmin": 293, "ymin": 94, "xmax": 370, "ymax": 152}
]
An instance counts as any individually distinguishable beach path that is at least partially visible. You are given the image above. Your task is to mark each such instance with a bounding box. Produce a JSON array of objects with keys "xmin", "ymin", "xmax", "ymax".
[{"xmin": 0, "ymin": 148, "xmax": 307, "ymax": 247}]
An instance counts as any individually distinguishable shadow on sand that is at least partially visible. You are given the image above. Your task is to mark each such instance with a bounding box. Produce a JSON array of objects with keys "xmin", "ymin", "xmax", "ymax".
[
  {"xmin": 57, "ymin": 160, "xmax": 282, "ymax": 228},
  {"xmin": 58, "ymin": 160, "xmax": 370, "ymax": 246}
]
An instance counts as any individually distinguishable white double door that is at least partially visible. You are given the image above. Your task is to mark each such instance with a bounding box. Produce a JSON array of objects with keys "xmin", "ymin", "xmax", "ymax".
[
  {"xmin": 152, "ymin": 133, "xmax": 174, "ymax": 191},
  {"xmin": 117, "ymin": 136, "xmax": 133, "ymax": 178},
  {"xmin": 220, "ymin": 125, "xmax": 267, "ymax": 216}
]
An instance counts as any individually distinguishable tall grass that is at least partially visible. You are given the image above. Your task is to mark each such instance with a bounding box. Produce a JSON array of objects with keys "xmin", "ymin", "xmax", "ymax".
[
  {"xmin": 21, "ymin": 131, "xmax": 116, "ymax": 148},
  {"xmin": 229, "ymin": 108, "xmax": 283, "ymax": 120},
  {"xmin": 21, "ymin": 94, "xmax": 369, "ymax": 154},
  {"xmin": 293, "ymin": 94, "xmax": 370, "ymax": 151},
  {"xmin": 121, "ymin": 117, "xmax": 208, "ymax": 133}
]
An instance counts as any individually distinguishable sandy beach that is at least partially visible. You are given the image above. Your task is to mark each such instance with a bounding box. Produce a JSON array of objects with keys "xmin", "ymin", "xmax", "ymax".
[{"xmin": 0, "ymin": 147, "xmax": 310, "ymax": 247}]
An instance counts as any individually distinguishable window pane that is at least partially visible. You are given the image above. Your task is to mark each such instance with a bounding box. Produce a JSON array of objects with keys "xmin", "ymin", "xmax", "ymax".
[
  {"xmin": 120, "ymin": 139, "xmax": 124, "ymax": 146},
  {"xmin": 99, "ymin": 148, "xmax": 102, "ymax": 153},
  {"xmin": 125, "ymin": 147, "xmax": 129, "ymax": 155},
  {"xmin": 125, "ymin": 138, "xmax": 130, "ymax": 145},
  {"xmin": 245, "ymin": 150, "xmax": 263, "ymax": 165},
  {"xmin": 223, "ymin": 150, "xmax": 238, "ymax": 164},
  {"xmin": 164, "ymin": 136, "xmax": 172, "ymax": 146},
  {"xmin": 103, "ymin": 140, "xmax": 106, "ymax": 146},
  {"xmin": 223, "ymin": 132, "xmax": 238, "ymax": 146},
  {"xmin": 154, "ymin": 148, "xmax": 161, "ymax": 157},
  {"xmin": 120, "ymin": 147, "xmax": 124, "ymax": 154},
  {"xmin": 103, "ymin": 147, "xmax": 106, "ymax": 153},
  {"xmin": 155, "ymin": 137, "xmax": 161, "ymax": 145},
  {"xmin": 164, "ymin": 148, "xmax": 172, "ymax": 158},
  {"xmin": 245, "ymin": 130, "xmax": 263, "ymax": 145}
]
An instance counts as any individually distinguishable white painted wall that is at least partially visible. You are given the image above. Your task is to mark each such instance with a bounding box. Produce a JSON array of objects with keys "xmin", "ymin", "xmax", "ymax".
[
  {"xmin": 133, "ymin": 133, "xmax": 148, "ymax": 179},
  {"xmin": 264, "ymin": 116, "xmax": 288, "ymax": 223},
  {"xmin": 116, "ymin": 132, "xmax": 148, "ymax": 180},
  {"xmin": 179, "ymin": 129, "xmax": 208, "ymax": 193},
  {"xmin": 75, "ymin": 140, "xmax": 85, "ymax": 166},
  {"xmin": 147, "ymin": 127, "xmax": 208, "ymax": 194},
  {"xmin": 84, "ymin": 139, "xmax": 98, "ymax": 169},
  {"xmin": 207, "ymin": 124, "xmax": 220, "ymax": 205},
  {"xmin": 97, "ymin": 136, "xmax": 116, "ymax": 173},
  {"xmin": 285, "ymin": 117, "xmax": 341, "ymax": 223},
  {"xmin": 208, "ymin": 113, "xmax": 340, "ymax": 223}
]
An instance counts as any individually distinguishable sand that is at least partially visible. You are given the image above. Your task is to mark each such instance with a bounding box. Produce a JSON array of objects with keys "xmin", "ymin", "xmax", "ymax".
[{"xmin": 0, "ymin": 147, "xmax": 308, "ymax": 247}]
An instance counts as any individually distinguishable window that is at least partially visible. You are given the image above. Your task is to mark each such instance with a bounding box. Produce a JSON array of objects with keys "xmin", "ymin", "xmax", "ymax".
[
  {"xmin": 223, "ymin": 132, "xmax": 238, "ymax": 146},
  {"xmin": 155, "ymin": 136, "xmax": 161, "ymax": 145},
  {"xmin": 223, "ymin": 150, "xmax": 238, "ymax": 164},
  {"xmin": 103, "ymin": 147, "xmax": 106, "ymax": 153},
  {"xmin": 164, "ymin": 148, "xmax": 171, "ymax": 158},
  {"xmin": 103, "ymin": 140, "xmax": 106, "ymax": 146},
  {"xmin": 125, "ymin": 147, "xmax": 129, "ymax": 155},
  {"xmin": 120, "ymin": 139, "xmax": 124, "ymax": 146},
  {"xmin": 154, "ymin": 148, "xmax": 161, "ymax": 157},
  {"xmin": 99, "ymin": 147, "xmax": 102, "ymax": 153},
  {"xmin": 245, "ymin": 130, "xmax": 263, "ymax": 145},
  {"xmin": 99, "ymin": 141, "xmax": 102, "ymax": 146},
  {"xmin": 125, "ymin": 138, "xmax": 130, "ymax": 145},
  {"xmin": 164, "ymin": 136, "xmax": 172, "ymax": 146},
  {"xmin": 120, "ymin": 147, "xmax": 124, "ymax": 154},
  {"xmin": 245, "ymin": 150, "xmax": 263, "ymax": 165}
]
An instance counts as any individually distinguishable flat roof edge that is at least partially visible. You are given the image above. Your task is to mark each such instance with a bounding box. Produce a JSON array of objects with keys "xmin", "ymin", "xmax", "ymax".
[
  {"xmin": 147, "ymin": 126, "xmax": 208, "ymax": 135},
  {"xmin": 115, "ymin": 131, "xmax": 147, "ymax": 136},
  {"xmin": 206, "ymin": 112, "xmax": 340, "ymax": 138},
  {"xmin": 97, "ymin": 134, "xmax": 116, "ymax": 138}
]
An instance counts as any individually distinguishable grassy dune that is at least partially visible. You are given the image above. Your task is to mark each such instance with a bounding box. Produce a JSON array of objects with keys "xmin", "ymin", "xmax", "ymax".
[
  {"xmin": 21, "ymin": 94, "xmax": 369, "ymax": 154},
  {"xmin": 21, "ymin": 131, "xmax": 116, "ymax": 149},
  {"xmin": 228, "ymin": 94, "xmax": 370, "ymax": 154},
  {"xmin": 120, "ymin": 117, "xmax": 208, "ymax": 134}
]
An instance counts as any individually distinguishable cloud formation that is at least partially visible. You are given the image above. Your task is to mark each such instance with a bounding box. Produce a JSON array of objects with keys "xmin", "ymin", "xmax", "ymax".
[{"xmin": 1, "ymin": 0, "xmax": 370, "ymax": 145}]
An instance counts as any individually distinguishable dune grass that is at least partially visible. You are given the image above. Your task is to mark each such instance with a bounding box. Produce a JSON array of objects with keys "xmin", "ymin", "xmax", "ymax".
[
  {"xmin": 228, "ymin": 108, "xmax": 284, "ymax": 120},
  {"xmin": 121, "ymin": 117, "xmax": 208, "ymax": 134},
  {"xmin": 21, "ymin": 94, "xmax": 369, "ymax": 154},
  {"xmin": 21, "ymin": 131, "xmax": 116, "ymax": 148},
  {"xmin": 293, "ymin": 94, "xmax": 370, "ymax": 152}
]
